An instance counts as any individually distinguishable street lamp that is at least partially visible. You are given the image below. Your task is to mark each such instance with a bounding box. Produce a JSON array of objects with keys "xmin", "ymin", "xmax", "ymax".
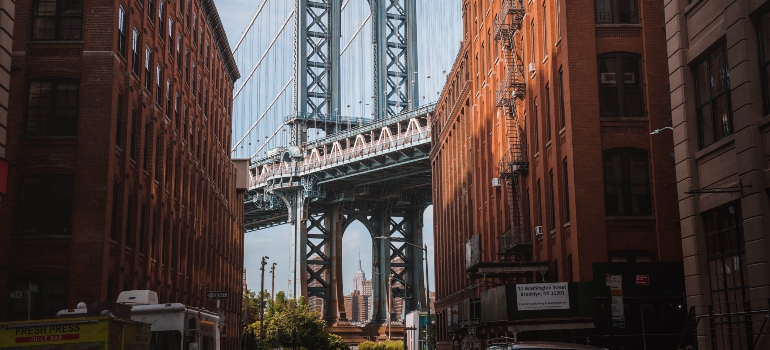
[
  {"xmin": 259, "ymin": 256, "xmax": 269, "ymax": 342},
  {"xmin": 375, "ymin": 237, "xmax": 432, "ymax": 350},
  {"xmin": 650, "ymin": 126, "xmax": 673, "ymax": 135}
]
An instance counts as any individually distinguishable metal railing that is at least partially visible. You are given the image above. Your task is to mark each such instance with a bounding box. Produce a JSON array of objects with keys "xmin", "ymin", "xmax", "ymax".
[
  {"xmin": 283, "ymin": 111, "xmax": 372, "ymax": 126},
  {"xmin": 498, "ymin": 144, "xmax": 528, "ymax": 178},
  {"xmin": 682, "ymin": 298, "xmax": 770, "ymax": 350},
  {"xmin": 497, "ymin": 226, "xmax": 532, "ymax": 256},
  {"xmin": 249, "ymin": 129, "xmax": 431, "ymax": 189}
]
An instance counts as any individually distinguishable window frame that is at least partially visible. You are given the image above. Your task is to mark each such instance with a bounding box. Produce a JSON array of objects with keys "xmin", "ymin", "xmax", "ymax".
[
  {"xmin": 595, "ymin": 0, "xmax": 639, "ymax": 24},
  {"xmin": 603, "ymin": 148, "xmax": 652, "ymax": 216},
  {"xmin": 598, "ymin": 52, "xmax": 644, "ymax": 118},
  {"xmin": 18, "ymin": 174, "xmax": 74, "ymax": 236},
  {"xmin": 31, "ymin": 0, "xmax": 83, "ymax": 40},
  {"xmin": 132, "ymin": 28, "xmax": 141, "ymax": 76},
  {"xmin": 563, "ymin": 158, "xmax": 570, "ymax": 223},
  {"xmin": 694, "ymin": 44, "xmax": 733, "ymax": 148},
  {"xmin": 117, "ymin": 5, "xmax": 127, "ymax": 57},
  {"xmin": 26, "ymin": 78, "xmax": 80, "ymax": 137}
]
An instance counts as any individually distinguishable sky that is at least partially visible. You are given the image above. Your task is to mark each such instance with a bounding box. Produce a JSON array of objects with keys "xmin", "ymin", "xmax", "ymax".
[{"xmin": 213, "ymin": 0, "xmax": 461, "ymax": 297}]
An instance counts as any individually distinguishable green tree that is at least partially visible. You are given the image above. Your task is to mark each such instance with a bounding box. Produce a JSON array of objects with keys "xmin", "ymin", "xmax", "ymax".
[{"xmin": 246, "ymin": 292, "xmax": 348, "ymax": 350}]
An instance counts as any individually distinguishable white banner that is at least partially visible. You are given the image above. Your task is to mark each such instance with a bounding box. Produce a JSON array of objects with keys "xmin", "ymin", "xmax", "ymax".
[{"xmin": 515, "ymin": 283, "xmax": 570, "ymax": 310}]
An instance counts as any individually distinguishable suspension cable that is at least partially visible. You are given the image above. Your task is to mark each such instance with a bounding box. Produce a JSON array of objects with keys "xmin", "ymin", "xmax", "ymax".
[
  {"xmin": 231, "ymin": 0, "xmax": 269, "ymax": 54},
  {"xmin": 233, "ymin": 9, "xmax": 294, "ymax": 100},
  {"xmin": 232, "ymin": 76, "xmax": 294, "ymax": 152}
]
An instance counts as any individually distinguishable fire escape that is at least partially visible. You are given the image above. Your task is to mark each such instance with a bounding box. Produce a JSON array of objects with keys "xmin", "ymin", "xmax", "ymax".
[{"xmin": 494, "ymin": 0, "xmax": 530, "ymax": 261}]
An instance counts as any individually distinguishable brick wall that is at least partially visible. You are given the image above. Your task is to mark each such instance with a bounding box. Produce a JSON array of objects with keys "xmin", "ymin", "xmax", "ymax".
[
  {"xmin": 0, "ymin": 1, "xmax": 244, "ymax": 349},
  {"xmin": 432, "ymin": 0, "xmax": 682, "ymax": 346}
]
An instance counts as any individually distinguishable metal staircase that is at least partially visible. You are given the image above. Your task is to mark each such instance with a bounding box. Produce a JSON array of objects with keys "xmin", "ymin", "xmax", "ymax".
[{"xmin": 494, "ymin": 0, "xmax": 530, "ymax": 261}]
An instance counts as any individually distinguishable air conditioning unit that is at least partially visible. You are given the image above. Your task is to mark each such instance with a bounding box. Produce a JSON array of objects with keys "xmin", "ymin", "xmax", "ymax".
[
  {"xmin": 492, "ymin": 178, "xmax": 501, "ymax": 187},
  {"xmin": 535, "ymin": 226, "xmax": 543, "ymax": 235},
  {"xmin": 600, "ymin": 72, "xmax": 616, "ymax": 84},
  {"xmin": 528, "ymin": 62, "xmax": 536, "ymax": 73}
]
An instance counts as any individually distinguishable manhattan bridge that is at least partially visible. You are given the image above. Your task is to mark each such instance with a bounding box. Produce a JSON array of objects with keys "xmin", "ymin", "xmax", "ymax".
[{"xmin": 230, "ymin": 0, "xmax": 461, "ymax": 334}]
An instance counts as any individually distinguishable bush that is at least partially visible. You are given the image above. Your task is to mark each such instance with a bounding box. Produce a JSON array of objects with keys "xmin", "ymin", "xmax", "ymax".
[{"xmin": 357, "ymin": 340, "xmax": 403, "ymax": 350}]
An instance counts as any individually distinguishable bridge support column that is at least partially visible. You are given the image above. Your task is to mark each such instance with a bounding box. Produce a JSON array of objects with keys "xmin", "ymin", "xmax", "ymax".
[{"xmin": 371, "ymin": 202, "xmax": 393, "ymax": 324}]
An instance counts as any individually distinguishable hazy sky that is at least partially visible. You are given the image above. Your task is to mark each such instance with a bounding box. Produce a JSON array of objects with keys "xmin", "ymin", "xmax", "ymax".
[{"xmin": 214, "ymin": 0, "xmax": 461, "ymax": 297}]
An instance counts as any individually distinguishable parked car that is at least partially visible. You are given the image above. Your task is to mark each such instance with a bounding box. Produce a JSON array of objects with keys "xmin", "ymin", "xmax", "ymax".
[{"xmin": 486, "ymin": 340, "xmax": 609, "ymax": 350}]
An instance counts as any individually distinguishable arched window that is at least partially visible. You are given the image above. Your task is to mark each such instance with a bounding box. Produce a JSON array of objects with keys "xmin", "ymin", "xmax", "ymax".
[
  {"xmin": 598, "ymin": 52, "xmax": 643, "ymax": 117},
  {"xmin": 603, "ymin": 148, "xmax": 651, "ymax": 216}
]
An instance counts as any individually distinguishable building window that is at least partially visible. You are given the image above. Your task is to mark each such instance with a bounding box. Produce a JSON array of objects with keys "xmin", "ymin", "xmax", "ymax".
[
  {"xmin": 542, "ymin": 1, "xmax": 548, "ymax": 58},
  {"xmin": 559, "ymin": 67, "xmax": 565, "ymax": 128},
  {"xmin": 145, "ymin": 47, "xmax": 152, "ymax": 91},
  {"xmin": 125, "ymin": 193, "xmax": 134, "ymax": 247},
  {"xmin": 695, "ymin": 45, "xmax": 732, "ymax": 148},
  {"xmin": 598, "ymin": 52, "xmax": 643, "ymax": 118},
  {"xmin": 143, "ymin": 126, "xmax": 152, "ymax": 170},
  {"xmin": 536, "ymin": 180, "xmax": 542, "ymax": 227},
  {"xmin": 533, "ymin": 97, "xmax": 539, "ymax": 151},
  {"xmin": 132, "ymin": 28, "xmax": 140, "ymax": 76},
  {"xmin": 148, "ymin": 0, "xmax": 154, "ymax": 23},
  {"xmin": 176, "ymin": 35, "xmax": 182, "ymax": 70},
  {"xmin": 530, "ymin": 20, "xmax": 535, "ymax": 64},
  {"xmin": 603, "ymin": 148, "xmax": 651, "ymax": 216},
  {"xmin": 567, "ymin": 254, "xmax": 573, "ymax": 282},
  {"xmin": 165, "ymin": 79, "xmax": 171, "ymax": 118},
  {"xmin": 110, "ymin": 182, "xmax": 120, "ymax": 241},
  {"xmin": 19, "ymin": 175, "xmax": 74, "ymax": 236},
  {"xmin": 563, "ymin": 158, "xmax": 570, "ymax": 223},
  {"xmin": 545, "ymin": 84, "xmax": 551, "ymax": 141},
  {"xmin": 156, "ymin": 65, "xmax": 162, "ymax": 106},
  {"xmin": 117, "ymin": 5, "xmax": 126, "ymax": 57},
  {"xmin": 116, "ymin": 91, "xmax": 124, "ymax": 147},
  {"xmin": 130, "ymin": 108, "xmax": 139, "ymax": 160},
  {"xmin": 139, "ymin": 203, "xmax": 147, "ymax": 254},
  {"xmin": 27, "ymin": 79, "xmax": 79, "ymax": 136},
  {"xmin": 32, "ymin": 0, "xmax": 83, "ymax": 40},
  {"xmin": 704, "ymin": 202, "xmax": 750, "ymax": 347},
  {"xmin": 549, "ymin": 169, "xmax": 555, "ymax": 230},
  {"xmin": 158, "ymin": 1, "xmax": 164, "ymax": 39},
  {"xmin": 168, "ymin": 17, "xmax": 174, "ymax": 57},
  {"xmin": 556, "ymin": 0, "xmax": 561, "ymax": 40},
  {"xmin": 192, "ymin": 14, "xmax": 198, "ymax": 43},
  {"xmin": 760, "ymin": 12, "xmax": 770, "ymax": 115},
  {"xmin": 609, "ymin": 249, "xmax": 655, "ymax": 262},
  {"xmin": 595, "ymin": 0, "xmax": 638, "ymax": 24}
]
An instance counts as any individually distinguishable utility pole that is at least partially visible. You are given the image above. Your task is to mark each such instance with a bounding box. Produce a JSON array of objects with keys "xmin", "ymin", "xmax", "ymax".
[
  {"xmin": 270, "ymin": 262, "xmax": 277, "ymax": 302},
  {"xmin": 259, "ymin": 256, "xmax": 269, "ymax": 342},
  {"xmin": 424, "ymin": 244, "xmax": 432, "ymax": 350}
]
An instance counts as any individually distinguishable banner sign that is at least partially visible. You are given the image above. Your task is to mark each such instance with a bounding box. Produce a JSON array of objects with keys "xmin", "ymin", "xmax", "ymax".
[
  {"xmin": 606, "ymin": 274, "xmax": 625, "ymax": 328},
  {"xmin": 516, "ymin": 283, "xmax": 570, "ymax": 310}
]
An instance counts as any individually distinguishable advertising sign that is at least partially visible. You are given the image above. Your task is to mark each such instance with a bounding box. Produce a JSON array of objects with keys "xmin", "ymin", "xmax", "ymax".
[
  {"xmin": 515, "ymin": 283, "xmax": 570, "ymax": 311},
  {"xmin": 606, "ymin": 274, "xmax": 625, "ymax": 328},
  {"xmin": 0, "ymin": 319, "xmax": 108, "ymax": 347}
]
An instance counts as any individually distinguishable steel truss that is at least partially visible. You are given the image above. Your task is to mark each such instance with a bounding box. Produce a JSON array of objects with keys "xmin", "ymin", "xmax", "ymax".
[{"xmin": 370, "ymin": 0, "xmax": 419, "ymax": 119}]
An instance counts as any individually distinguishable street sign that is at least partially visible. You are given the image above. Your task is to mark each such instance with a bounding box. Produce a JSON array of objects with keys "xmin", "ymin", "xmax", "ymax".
[
  {"xmin": 9, "ymin": 291, "xmax": 28, "ymax": 298},
  {"xmin": 29, "ymin": 284, "xmax": 39, "ymax": 293},
  {"xmin": 205, "ymin": 291, "xmax": 229, "ymax": 299},
  {"xmin": 460, "ymin": 319, "xmax": 480, "ymax": 327}
]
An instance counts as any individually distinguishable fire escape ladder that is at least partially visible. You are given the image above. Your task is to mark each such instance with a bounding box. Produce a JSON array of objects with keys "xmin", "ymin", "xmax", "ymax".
[{"xmin": 494, "ymin": 0, "xmax": 530, "ymax": 262}]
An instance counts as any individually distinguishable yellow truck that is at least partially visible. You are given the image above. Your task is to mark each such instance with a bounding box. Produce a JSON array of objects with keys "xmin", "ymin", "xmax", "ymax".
[{"xmin": 0, "ymin": 316, "xmax": 150, "ymax": 350}]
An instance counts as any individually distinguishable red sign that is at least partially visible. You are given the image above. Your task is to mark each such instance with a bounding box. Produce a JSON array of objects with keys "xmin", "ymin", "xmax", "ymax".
[
  {"xmin": 0, "ymin": 157, "xmax": 8, "ymax": 196},
  {"xmin": 636, "ymin": 275, "xmax": 650, "ymax": 285},
  {"xmin": 16, "ymin": 334, "xmax": 80, "ymax": 343}
]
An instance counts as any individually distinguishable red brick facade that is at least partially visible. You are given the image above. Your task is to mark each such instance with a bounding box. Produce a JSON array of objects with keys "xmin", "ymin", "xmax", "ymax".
[
  {"xmin": 0, "ymin": 0, "xmax": 244, "ymax": 349},
  {"xmin": 432, "ymin": 0, "xmax": 682, "ymax": 347}
]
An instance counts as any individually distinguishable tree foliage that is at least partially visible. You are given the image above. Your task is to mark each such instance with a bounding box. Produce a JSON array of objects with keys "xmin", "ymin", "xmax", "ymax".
[{"xmin": 244, "ymin": 291, "xmax": 348, "ymax": 350}]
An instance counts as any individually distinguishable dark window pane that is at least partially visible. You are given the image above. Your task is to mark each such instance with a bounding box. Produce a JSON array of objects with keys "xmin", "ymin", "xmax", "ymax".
[
  {"xmin": 596, "ymin": 0, "xmax": 613, "ymax": 23},
  {"xmin": 19, "ymin": 175, "xmax": 74, "ymax": 235},
  {"xmin": 617, "ymin": 0, "xmax": 638, "ymax": 23},
  {"xmin": 699, "ymin": 103, "xmax": 714, "ymax": 146},
  {"xmin": 604, "ymin": 149, "xmax": 650, "ymax": 216},
  {"xmin": 32, "ymin": 0, "xmax": 82, "ymax": 40},
  {"xmin": 27, "ymin": 79, "xmax": 79, "ymax": 136}
]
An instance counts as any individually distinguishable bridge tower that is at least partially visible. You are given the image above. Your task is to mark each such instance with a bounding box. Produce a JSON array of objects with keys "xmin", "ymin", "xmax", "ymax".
[{"xmin": 266, "ymin": 0, "xmax": 427, "ymax": 329}]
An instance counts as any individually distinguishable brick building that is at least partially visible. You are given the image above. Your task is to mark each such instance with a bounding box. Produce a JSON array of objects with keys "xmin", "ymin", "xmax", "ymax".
[
  {"xmin": 0, "ymin": 0, "xmax": 13, "ymax": 199},
  {"xmin": 0, "ymin": 0, "xmax": 244, "ymax": 349},
  {"xmin": 663, "ymin": 0, "xmax": 770, "ymax": 348},
  {"xmin": 431, "ymin": 0, "xmax": 684, "ymax": 348},
  {"xmin": 344, "ymin": 290, "xmax": 370, "ymax": 324}
]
